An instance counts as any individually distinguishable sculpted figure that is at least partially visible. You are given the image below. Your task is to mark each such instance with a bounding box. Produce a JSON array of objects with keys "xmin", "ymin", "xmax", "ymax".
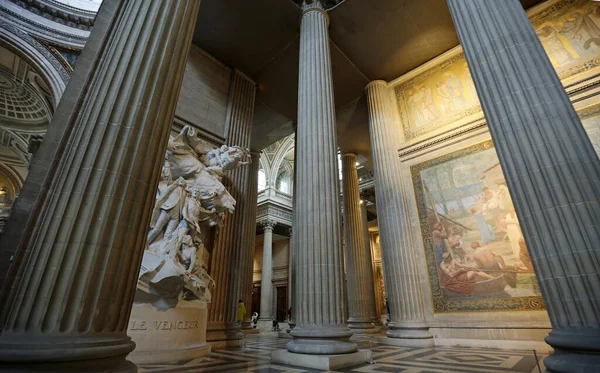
[{"xmin": 138, "ymin": 126, "xmax": 249, "ymax": 304}]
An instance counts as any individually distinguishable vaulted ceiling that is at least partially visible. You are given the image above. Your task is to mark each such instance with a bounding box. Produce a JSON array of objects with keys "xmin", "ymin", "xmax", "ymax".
[{"xmin": 193, "ymin": 0, "xmax": 544, "ymax": 157}]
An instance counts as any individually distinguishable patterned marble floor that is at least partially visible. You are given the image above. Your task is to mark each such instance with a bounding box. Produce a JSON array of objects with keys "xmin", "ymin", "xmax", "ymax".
[{"xmin": 138, "ymin": 333, "xmax": 546, "ymax": 373}]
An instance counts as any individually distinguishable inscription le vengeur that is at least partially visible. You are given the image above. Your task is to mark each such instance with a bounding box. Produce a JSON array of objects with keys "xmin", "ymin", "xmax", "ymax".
[{"xmin": 129, "ymin": 320, "xmax": 200, "ymax": 331}]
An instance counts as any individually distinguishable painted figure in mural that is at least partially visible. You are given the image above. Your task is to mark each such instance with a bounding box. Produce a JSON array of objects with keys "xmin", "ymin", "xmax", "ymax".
[
  {"xmin": 437, "ymin": 73, "xmax": 468, "ymax": 113},
  {"xmin": 138, "ymin": 125, "xmax": 249, "ymax": 305},
  {"xmin": 439, "ymin": 252, "xmax": 495, "ymax": 295},
  {"xmin": 406, "ymin": 85, "xmax": 440, "ymax": 127},
  {"xmin": 537, "ymin": 24, "xmax": 574, "ymax": 66},
  {"xmin": 470, "ymin": 208, "xmax": 495, "ymax": 244},
  {"xmin": 505, "ymin": 211, "xmax": 523, "ymax": 262},
  {"xmin": 469, "ymin": 241, "xmax": 503, "ymax": 271},
  {"xmin": 432, "ymin": 222, "xmax": 449, "ymax": 264},
  {"xmin": 418, "ymin": 86, "xmax": 440, "ymax": 123},
  {"xmin": 560, "ymin": 8, "xmax": 600, "ymax": 55},
  {"xmin": 463, "ymin": 65, "xmax": 478, "ymax": 100}
]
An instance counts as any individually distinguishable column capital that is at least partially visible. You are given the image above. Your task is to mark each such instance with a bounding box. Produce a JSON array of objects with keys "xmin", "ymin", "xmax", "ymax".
[
  {"xmin": 261, "ymin": 219, "xmax": 277, "ymax": 232},
  {"xmin": 365, "ymin": 80, "xmax": 388, "ymax": 91},
  {"xmin": 301, "ymin": 1, "xmax": 329, "ymax": 25},
  {"xmin": 232, "ymin": 68, "xmax": 256, "ymax": 87}
]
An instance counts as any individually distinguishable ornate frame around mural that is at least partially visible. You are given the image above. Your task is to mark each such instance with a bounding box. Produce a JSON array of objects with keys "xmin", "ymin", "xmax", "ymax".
[
  {"xmin": 395, "ymin": 53, "xmax": 483, "ymax": 142},
  {"xmin": 410, "ymin": 140, "xmax": 546, "ymax": 313},
  {"xmin": 396, "ymin": 0, "xmax": 600, "ymax": 144}
]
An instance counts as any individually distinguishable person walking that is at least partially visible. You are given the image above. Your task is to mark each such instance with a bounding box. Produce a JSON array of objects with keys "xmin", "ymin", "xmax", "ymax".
[{"xmin": 237, "ymin": 299, "xmax": 246, "ymax": 324}]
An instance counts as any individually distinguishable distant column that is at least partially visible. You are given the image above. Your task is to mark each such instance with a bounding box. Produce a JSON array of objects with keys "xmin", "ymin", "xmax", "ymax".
[
  {"xmin": 341, "ymin": 153, "xmax": 379, "ymax": 333},
  {"xmin": 207, "ymin": 69, "xmax": 256, "ymax": 345},
  {"xmin": 241, "ymin": 151, "xmax": 260, "ymax": 330},
  {"xmin": 0, "ymin": 0, "xmax": 200, "ymax": 371},
  {"xmin": 365, "ymin": 80, "xmax": 434, "ymax": 347},
  {"xmin": 360, "ymin": 202, "xmax": 381, "ymax": 326},
  {"xmin": 448, "ymin": 1, "xmax": 600, "ymax": 371},
  {"xmin": 259, "ymin": 219, "xmax": 277, "ymax": 321}
]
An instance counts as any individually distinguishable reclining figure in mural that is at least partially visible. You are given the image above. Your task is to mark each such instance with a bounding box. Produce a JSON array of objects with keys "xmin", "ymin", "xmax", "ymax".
[{"xmin": 138, "ymin": 125, "xmax": 249, "ymax": 306}]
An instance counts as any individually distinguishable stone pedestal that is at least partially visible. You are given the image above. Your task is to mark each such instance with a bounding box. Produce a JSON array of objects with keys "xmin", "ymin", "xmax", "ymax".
[
  {"xmin": 365, "ymin": 80, "xmax": 434, "ymax": 347},
  {"xmin": 0, "ymin": 0, "xmax": 200, "ymax": 371},
  {"xmin": 341, "ymin": 153, "xmax": 379, "ymax": 334},
  {"xmin": 128, "ymin": 300, "xmax": 210, "ymax": 364},
  {"xmin": 448, "ymin": 1, "xmax": 600, "ymax": 371}
]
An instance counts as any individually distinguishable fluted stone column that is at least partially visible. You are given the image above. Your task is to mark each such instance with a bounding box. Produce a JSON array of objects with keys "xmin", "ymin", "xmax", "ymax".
[
  {"xmin": 281, "ymin": 1, "xmax": 358, "ymax": 360},
  {"xmin": 448, "ymin": 1, "xmax": 600, "ymax": 371},
  {"xmin": 207, "ymin": 70, "xmax": 256, "ymax": 345},
  {"xmin": 288, "ymin": 131, "xmax": 297, "ymax": 330},
  {"xmin": 341, "ymin": 153, "xmax": 379, "ymax": 333},
  {"xmin": 360, "ymin": 202, "xmax": 381, "ymax": 326},
  {"xmin": 259, "ymin": 219, "xmax": 277, "ymax": 321},
  {"xmin": 241, "ymin": 151, "xmax": 260, "ymax": 330},
  {"xmin": 0, "ymin": 1, "xmax": 200, "ymax": 371},
  {"xmin": 365, "ymin": 80, "xmax": 434, "ymax": 347}
]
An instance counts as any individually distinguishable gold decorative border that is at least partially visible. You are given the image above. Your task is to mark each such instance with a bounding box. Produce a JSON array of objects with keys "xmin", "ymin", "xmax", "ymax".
[
  {"xmin": 410, "ymin": 140, "xmax": 546, "ymax": 313},
  {"xmin": 398, "ymin": 0, "xmax": 600, "ymax": 144}
]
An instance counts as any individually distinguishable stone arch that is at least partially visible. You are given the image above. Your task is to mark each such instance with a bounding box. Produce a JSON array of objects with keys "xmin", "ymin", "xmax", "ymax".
[{"xmin": 0, "ymin": 21, "xmax": 68, "ymax": 110}]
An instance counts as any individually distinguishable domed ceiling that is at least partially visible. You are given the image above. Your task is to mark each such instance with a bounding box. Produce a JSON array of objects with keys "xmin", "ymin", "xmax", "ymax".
[{"xmin": 0, "ymin": 46, "xmax": 52, "ymax": 131}]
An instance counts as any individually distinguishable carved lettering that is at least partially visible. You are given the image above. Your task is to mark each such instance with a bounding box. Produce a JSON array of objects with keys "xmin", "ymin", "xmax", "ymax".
[{"xmin": 133, "ymin": 320, "xmax": 200, "ymax": 331}]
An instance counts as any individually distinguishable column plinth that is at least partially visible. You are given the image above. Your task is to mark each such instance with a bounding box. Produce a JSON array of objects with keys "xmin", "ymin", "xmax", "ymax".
[
  {"xmin": 365, "ymin": 80, "xmax": 433, "ymax": 346},
  {"xmin": 0, "ymin": 0, "xmax": 200, "ymax": 370},
  {"xmin": 284, "ymin": 0, "xmax": 356, "ymax": 357},
  {"xmin": 448, "ymin": 1, "xmax": 600, "ymax": 371},
  {"xmin": 207, "ymin": 70, "xmax": 256, "ymax": 345},
  {"xmin": 259, "ymin": 219, "xmax": 276, "ymax": 321},
  {"xmin": 341, "ymin": 153, "xmax": 379, "ymax": 333}
]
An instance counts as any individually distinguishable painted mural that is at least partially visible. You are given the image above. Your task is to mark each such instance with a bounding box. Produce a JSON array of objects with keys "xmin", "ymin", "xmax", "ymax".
[
  {"xmin": 411, "ymin": 140, "xmax": 545, "ymax": 313},
  {"xmin": 397, "ymin": 0, "xmax": 600, "ymax": 142}
]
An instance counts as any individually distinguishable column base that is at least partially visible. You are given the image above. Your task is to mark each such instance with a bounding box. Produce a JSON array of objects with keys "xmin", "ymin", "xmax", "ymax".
[
  {"xmin": 544, "ymin": 330, "xmax": 600, "ymax": 373},
  {"xmin": 271, "ymin": 349, "xmax": 368, "ymax": 370},
  {"xmin": 0, "ymin": 356, "xmax": 136, "ymax": 373},
  {"xmin": 349, "ymin": 327, "xmax": 380, "ymax": 334},
  {"xmin": 348, "ymin": 319, "xmax": 379, "ymax": 333},
  {"xmin": 387, "ymin": 323, "xmax": 434, "ymax": 341},
  {"xmin": 0, "ymin": 336, "xmax": 135, "ymax": 363},
  {"xmin": 379, "ymin": 335, "xmax": 435, "ymax": 348},
  {"xmin": 288, "ymin": 327, "xmax": 357, "ymax": 354}
]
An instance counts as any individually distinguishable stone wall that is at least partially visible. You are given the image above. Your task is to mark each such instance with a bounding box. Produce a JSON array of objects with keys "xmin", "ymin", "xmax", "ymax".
[
  {"xmin": 175, "ymin": 45, "xmax": 231, "ymax": 139},
  {"xmin": 383, "ymin": 0, "xmax": 600, "ymax": 351}
]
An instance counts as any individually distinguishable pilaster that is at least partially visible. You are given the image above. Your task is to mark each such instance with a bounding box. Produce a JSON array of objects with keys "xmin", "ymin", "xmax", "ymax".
[{"xmin": 207, "ymin": 69, "xmax": 256, "ymax": 345}]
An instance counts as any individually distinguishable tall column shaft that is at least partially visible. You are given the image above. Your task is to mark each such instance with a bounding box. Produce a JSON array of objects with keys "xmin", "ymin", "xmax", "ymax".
[
  {"xmin": 360, "ymin": 202, "xmax": 380, "ymax": 325},
  {"xmin": 0, "ymin": 0, "xmax": 200, "ymax": 368},
  {"xmin": 259, "ymin": 220, "xmax": 276, "ymax": 320},
  {"xmin": 241, "ymin": 151, "xmax": 260, "ymax": 329},
  {"xmin": 365, "ymin": 80, "xmax": 433, "ymax": 345},
  {"xmin": 448, "ymin": 1, "xmax": 600, "ymax": 371},
  {"xmin": 288, "ymin": 1, "xmax": 356, "ymax": 355},
  {"xmin": 208, "ymin": 70, "xmax": 256, "ymax": 342},
  {"xmin": 341, "ymin": 154, "xmax": 378, "ymax": 333},
  {"xmin": 288, "ymin": 130, "xmax": 298, "ymax": 328}
]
